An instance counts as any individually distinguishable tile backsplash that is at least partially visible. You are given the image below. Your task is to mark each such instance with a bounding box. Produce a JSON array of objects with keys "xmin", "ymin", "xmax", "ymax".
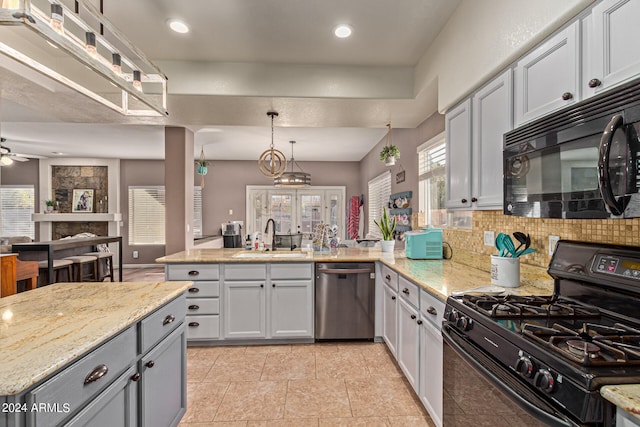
[{"xmin": 443, "ymin": 211, "xmax": 640, "ymax": 268}]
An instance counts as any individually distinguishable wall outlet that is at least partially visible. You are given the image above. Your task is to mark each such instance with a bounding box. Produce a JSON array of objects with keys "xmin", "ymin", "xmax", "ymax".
[
  {"xmin": 229, "ymin": 209, "xmax": 233, "ymax": 215},
  {"xmin": 549, "ymin": 236, "xmax": 560, "ymax": 256},
  {"xmin": 132, "ymin": 250, "xmax": 139, "ymax": 259},
  {"xmin": 484, "ymin": 230, "xmax": 495, "ymax": 246}
]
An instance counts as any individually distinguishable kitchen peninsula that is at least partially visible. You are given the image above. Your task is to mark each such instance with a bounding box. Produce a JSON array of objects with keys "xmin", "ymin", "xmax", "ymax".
[{"xmin": 0, "ymin": 280, "xmax": 191, "ymax": 427}]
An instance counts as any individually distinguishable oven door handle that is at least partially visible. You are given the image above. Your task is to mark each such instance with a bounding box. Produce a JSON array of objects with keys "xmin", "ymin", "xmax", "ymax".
[
  {"xmin": 598, "ymin": 114, "xmax": 625, "ymax": 216},
  {"xmin": 442, "ymin": 326, "xmax": 579, "ymax": 427}
]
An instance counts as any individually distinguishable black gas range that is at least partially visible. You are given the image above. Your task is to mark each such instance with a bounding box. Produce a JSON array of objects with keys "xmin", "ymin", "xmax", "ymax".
[{"xmin": 443, "ymin": 241, "xmax": 640, "ymax": 426}]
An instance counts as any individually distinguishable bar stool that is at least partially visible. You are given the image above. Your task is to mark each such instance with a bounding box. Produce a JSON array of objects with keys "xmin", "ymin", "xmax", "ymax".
[
  {"xmin": 38, "ymin": 259, "xmax": 73, "ymax": 286},
  {"xmin": 63, "ymin": 255, "xmax": 99, "ymax": 282},
  {"xmin": 82, "ymin": 252, "xmax": 114, "ymax": 282}
]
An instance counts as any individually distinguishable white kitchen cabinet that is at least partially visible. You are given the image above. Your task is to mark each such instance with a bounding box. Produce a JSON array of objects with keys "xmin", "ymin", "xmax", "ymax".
[
  {"xmin": 472, "ymin": 70, "xmax": 513, "ymax": 209},
  {"xmin": 515, "ymin": 21, "xmax": 580, "ymax": 126},
  {"xmin": 397, "ymin": 297, "xmax": 420, "ymax": 393},
  {"xmin": 382, "ymin": 283, "xmax": 398, "ymax": 358},
  {"xmin": 419, "ymin": 316, "xmax": 443, "ymax": 427},
  {"xmin": 269, "ymin": 279, "xmax": 313, "ymax": 338},
  {"xmin": 445, "ymin": 99, "xmax": 472, "ymax": 209},
  {"xmin": 586, "ymin": 0, "xmax": 640, "ymax": 98},
  {"xmin": 224, "ymin": 281, "xmax": 267, "ymax": 339}
]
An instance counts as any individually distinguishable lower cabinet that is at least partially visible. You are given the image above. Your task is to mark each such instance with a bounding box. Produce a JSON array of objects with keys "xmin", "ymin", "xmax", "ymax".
[
  {"xmin": 419, "ymin": 316, "xmax": 443, "ymax": 427},
  {"xmin": 141, "ymin": 326, "xmax": 187, "ymax": 427},
  {"xmin": 397, "ymin": 298, "xmax": 420, "ymax": 392},
  {"xmin": 269, "ymin": 280, "xmax": 313, "ymax": 338},
  {"xmin": 224, "ymin": 281, "xmax": 267, "ymax": 339},
  {"xmin": 382, "ymin": 284, "xmax": 398, "ymax": 357}
]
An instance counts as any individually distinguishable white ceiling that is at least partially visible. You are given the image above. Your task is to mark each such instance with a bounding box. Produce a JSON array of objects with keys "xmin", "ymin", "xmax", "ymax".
[{"xmin": 0, "ymin": 0, "xmax": 462, "ymax": 162}]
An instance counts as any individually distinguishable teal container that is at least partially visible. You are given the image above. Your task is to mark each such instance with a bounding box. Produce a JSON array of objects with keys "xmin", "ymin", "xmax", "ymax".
[{"xmin": 404, "ymin": 228, "xmax": 443, "ymax": 259}]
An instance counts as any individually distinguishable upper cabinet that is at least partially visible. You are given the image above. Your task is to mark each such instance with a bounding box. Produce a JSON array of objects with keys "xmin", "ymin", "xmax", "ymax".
[
  {"xmin": 585, "ymin": 0, "xmax": 640, "ymax": 98},
  {"xmin": 515, "ymin": 21, "xmax": 580, "ymax": 126},
  {"xmin": 445, "ymin": 70, "xmax": 512, "ymax": 211}
]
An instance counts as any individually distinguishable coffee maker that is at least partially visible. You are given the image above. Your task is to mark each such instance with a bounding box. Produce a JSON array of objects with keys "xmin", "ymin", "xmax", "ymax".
[{"xmin": 222, "ymin": 221, "xmax": 243, "ymax": 248}]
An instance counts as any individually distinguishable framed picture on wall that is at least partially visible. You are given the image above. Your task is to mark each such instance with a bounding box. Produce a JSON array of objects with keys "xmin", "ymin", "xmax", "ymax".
[{"xmin": 72, "ymin": 189, "xmax": 94, "ymax": 213}]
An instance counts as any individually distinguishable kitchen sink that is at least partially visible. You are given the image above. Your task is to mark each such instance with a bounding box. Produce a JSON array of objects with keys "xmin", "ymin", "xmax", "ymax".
[{"xmin": 232, "ymin": 252, "xmax": 309, "ymax": 259}]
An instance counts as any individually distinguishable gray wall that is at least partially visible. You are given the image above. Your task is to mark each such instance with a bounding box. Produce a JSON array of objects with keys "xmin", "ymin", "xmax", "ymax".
[{"xmin": 358, "ymin": 112, "xmax": 445, "ymax": 236}]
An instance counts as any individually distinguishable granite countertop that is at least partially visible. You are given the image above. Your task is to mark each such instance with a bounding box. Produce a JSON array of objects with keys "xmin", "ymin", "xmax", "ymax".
[
  {"xmin": 0, "ymin": 281, "xmax": 191, "ymax": 396},
  {"xmin": 601, "ymin": 385, "xmax": 640, "ymax": 421},
  {"xmin": 156, "ymin": 247, "xmax": 555, "ymax": 301}
]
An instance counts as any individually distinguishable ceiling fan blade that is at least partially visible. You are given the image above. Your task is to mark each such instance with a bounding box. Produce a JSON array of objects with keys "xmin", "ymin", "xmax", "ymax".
[{"xmin": 10, "ymin": 156, "xmax": 29, "ymax": 162}]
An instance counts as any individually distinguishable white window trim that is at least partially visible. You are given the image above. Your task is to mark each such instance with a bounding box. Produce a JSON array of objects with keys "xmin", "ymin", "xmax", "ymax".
[{"xmin": 418, "ymin": 131, "xmax": 446, "ymax": 228}]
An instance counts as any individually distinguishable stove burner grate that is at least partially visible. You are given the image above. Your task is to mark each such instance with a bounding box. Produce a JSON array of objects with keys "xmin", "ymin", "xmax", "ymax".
[{"xmin": 462, "ymin": 294, "xmax": 601, "ymax": 319}]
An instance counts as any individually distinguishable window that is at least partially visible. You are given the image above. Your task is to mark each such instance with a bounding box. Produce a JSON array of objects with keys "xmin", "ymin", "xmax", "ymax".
[
  {"xmin": 128, "ymin": 186, "xmax": 202, "ymax": 245},
  {"xmin": 0, "ymin": 185, "xmax": 35, "ymax": 239},
  {"xmin": 367, "ymin": 171, "xmax": 391, "ymax": 239},
  {"xmin": 246, "ymin": 186, "xmax": 345, "ymax": 239},
  {"xmin": 418, "ymin": 133, "xmax": 447, "ymax": 227}
]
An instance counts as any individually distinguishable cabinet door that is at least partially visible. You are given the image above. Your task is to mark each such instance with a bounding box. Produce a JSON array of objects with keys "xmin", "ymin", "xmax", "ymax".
[
  {"xmin": 224, "ymin": 281, "xmax": 266, "ymax": 339},
  {"xmin": 445, "ymin": 99, "xmax": 472, "ymax": 209},
  {"xmin": 397, "ymin": 298, "xmax": 420, "ymax": 393},
  {"xmin": 269, "ymin": 280, "xmax": 313, "ymax": 338},
  {"xmin": 419, "ymin": 318, "xmax": 443, "ymax": 427},
  {"xmin": 140, "ymin": 326, "xmax": 186, "ymax": 427},
  {"xmin": 587, "ymin": 0, "xmax": 640, "ymax": 97},
  {"xmin": 515, "ymin": 21, "xmax": 580, "ymax": 126},
  {"xmin": 382, "ymin": 284, "xmax": 398, "ymax": 358},
  {"xmin": 64, "ymin": 366, "xmax": 138, "ymax": 427},
  {"xmin": 472, "ymin": 70, "xmax": 513, "ymax": 209}
]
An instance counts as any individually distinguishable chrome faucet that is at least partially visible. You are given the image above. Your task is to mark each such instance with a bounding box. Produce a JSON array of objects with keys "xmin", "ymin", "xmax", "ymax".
[{"xmin": 265, "ymin": 218, "xmax": 276, "ymax": 251}]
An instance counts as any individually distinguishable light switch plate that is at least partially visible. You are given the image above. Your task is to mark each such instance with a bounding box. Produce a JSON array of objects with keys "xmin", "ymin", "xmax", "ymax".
[
  {"xmin": 549, "ymin": 236, "xmax": 560, "ymax": 256},
  {"xmin": 484, "ymin": 230, "xmax": 495, "ymax": 246}
]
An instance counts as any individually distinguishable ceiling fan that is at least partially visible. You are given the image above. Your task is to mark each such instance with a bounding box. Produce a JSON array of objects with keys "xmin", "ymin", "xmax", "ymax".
[{"xmin": 0, "ymin": 137, "xmax": 47, "ymax": 166}]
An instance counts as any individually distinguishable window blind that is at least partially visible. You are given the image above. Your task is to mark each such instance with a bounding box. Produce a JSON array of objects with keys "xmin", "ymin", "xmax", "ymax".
[
  {"xmin": 193, "ymin": 186, "xmax": 202, "ymax": 239},
  {"xmin": 367, "ymin": 171, "xmax": 391, "ymax": 239},
  {"xmin": 0, "ymin": 185, "xmax": 35, "ymax": 239},
  {"xmin": 128, "ymin": 186, "xmax": 166, "ymax": 245},
  {"xmin": 418, "ymin": 141, "xmax": 446, "ymax": 179}
]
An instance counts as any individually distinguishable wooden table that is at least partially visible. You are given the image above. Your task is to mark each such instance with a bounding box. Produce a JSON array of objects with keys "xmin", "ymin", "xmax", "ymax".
[{"xmin": 12, "ymin": 236, "xmax": 123, "ymax": 285}]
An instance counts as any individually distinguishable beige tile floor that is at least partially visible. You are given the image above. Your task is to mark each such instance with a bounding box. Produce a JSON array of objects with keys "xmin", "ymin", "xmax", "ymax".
[{"xmin": 180, "ymin": 342, "xmax": 435, "ymax": 427}]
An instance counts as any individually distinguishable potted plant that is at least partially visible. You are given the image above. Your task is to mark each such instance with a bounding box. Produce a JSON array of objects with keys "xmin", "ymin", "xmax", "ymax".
[
  {"xmin": 195, "ymin": 159, "xmax": 209, "ymax": 175},
  {"xmin": 374, "ymin": 208, "xmax": 396, "ymax": 252},
  {"xmin": 44, "ymin": 199, "xmax": 55, "ymax": 213},
  {"xmin": 380, "ymin": 144, "xmax": 400, "ymax": 166}
]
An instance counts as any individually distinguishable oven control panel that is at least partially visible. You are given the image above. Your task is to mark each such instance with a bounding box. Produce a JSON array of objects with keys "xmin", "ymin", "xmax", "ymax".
[{"xmin": 593, "ymin": 255, "xmax": 640, "ymax": 280}]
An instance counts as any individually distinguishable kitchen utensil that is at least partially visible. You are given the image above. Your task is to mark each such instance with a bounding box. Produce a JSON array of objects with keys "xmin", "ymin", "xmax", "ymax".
[
  {"xmin": 516, "ymin": 247, "xmax": 536, "ymax": 257},
  {"xmin": 495, "ymin": 233, "xmax": 507, "ymax": 257},
  {"xmin": 513, "ymin": 231, "xmax": 527, "ymax": 252},
  {"xmin": 502, "ymin": 234, "xmax": 517, "ymax": 257}
]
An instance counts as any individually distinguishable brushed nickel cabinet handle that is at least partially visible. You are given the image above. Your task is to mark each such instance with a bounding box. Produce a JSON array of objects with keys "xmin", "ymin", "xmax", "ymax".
[
  {"xmin": 588, "ymin": 78, "xmax": 601, "ymax": 88},
  {"xmin": 188, "ymin": 270, "xmax": 200, "ymax": 276},
  {"xmin": 188, "ymin": 304, "xmax": 200, "ymax": 310},
  {"xmin": 84, "ymin": 364, "xmax": 108, "ymax": 385},
  {"xmin": 427, "ymin": 306, "xmax": 438, "ymax": 315},
  {"xmin": 163, "ymin": 314, "xmax": 175, "ymax": 325},
  {"xmin": 562, "ymin": 92, "xmax": 573, "ymax": 100}
]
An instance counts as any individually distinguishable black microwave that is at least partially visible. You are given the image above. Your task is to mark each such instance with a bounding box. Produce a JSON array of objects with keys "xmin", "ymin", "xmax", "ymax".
[{"xmin": 503, "ymin": 78, "xmax": 640, "ymax": 219}]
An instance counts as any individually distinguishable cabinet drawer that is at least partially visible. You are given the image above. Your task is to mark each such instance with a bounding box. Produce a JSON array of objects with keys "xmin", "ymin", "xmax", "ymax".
[
  {"xmin": 186, "ymin": 281, "xmax": 220, "ymax": 298},
  {"xmin": 398, "ymin": 276, "xmax": 419, "ymax": 309},
  {"xmin": 271, "ymin": 263, "xmax": 313, "ymax": 279},
  {"xmin": 186, "ymin": 298, "xmax": 219, "ymax": 315},
  {"xmin": 186, "ymin": 315, "xmax": 220, "ymax": 340},
  {"xmin": 420, "ymin": 290, "xmax": 445, "ymax": 330},
  {"xmin": 381, "ymin": 264, "xmax": 398, "ymax": 292},
  {"xmin": 224, "ymin": 263, "xmax": 267, "ymax": 280},
  {"xmin": 167, "ymin": 264, "xmax": 219, "ymax": 281},
  {"xmin": 140, "ymin": 295, "xmax": 186, "ymax": 354},
  {"xmin": 27, "ymin": 327, "xmax": 137, "ymax": 427}
]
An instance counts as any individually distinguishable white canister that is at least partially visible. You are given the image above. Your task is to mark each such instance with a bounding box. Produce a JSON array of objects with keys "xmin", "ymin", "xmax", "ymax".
[{"xmin": 490, "ymin": 255, "xmax": 520, "ymax": 288}]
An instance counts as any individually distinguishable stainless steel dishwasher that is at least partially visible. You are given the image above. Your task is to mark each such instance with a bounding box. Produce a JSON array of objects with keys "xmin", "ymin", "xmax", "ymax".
[{"xmin": 315, "ymin": 262, "xmax": 375, "ymax": 340}]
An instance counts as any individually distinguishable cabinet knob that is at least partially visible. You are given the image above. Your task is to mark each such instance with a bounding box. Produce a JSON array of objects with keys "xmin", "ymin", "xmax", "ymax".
[
  {"xmin": 188, "ymin": 322, "xmax": 200, "ymax": 327},
  {"xmin": 461, "ymin": 198, "xmax": 467, "ymax": 204},
  {"xmin": 410, "ymin": 314, "xmax": 416, "ymax": 320},
  {"xmin": 561, "ymin": 92, "xmax": 573, "ymax": 100},
  {"xmin": 130, "ymin": 373, "xmax": 141, "ymax": 382},
  {"xmin": 272, "ymin": 283, "xmax": 276, "ymax": 288},
  {"xmin": 391, "ymin": 296, "xmax": 396, "ymax": 300},
  {"xmin": 417, "ymin": 320, "xmax": 423, "ymax": 325},
  {"xmin": 146, "ymin": 360, "xmax": 155, "ymax": 369},
  {"xmin": 163, "ymin": 314, "xmax": 175, "ymax": 325},
  {"xmin": 385, "ymin": 274, "xmax": 391, "ymax": 281},
  {"xmin": 188, "ymin": 270, "xmax": 200, "ymax": 276},
  {"xmin": 588, "ymin": 78, "xmax": 602, "ymax": 88},
  {"xmin": 84, "ymin": 364, "xmax": 108, "ymax": 385},
  {"xmin": 402, "ymin": 288, "xmax": 410, "ymax": 295},
  {"xmin": 471, "ymin": 197, "xmax": 478, "ymax": 203},
  {"xmin": 188, "ymin": 287, "xmax": 200, "ymax": 293},
  {"xmin": 260, "ymin": 284, "xmax": 264, "ymax": 288},
  {"xmin": 427, "ymin": 306, "xmax": 438, "ymax": 316},
  {"xmin": 188, "ymin": 304, "xmax": 200, "ymax": 310}
]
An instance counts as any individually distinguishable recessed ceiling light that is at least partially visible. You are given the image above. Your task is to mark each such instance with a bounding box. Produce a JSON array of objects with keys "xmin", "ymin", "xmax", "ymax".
[
  {"xmin": 333, "ymin": 24, "xmax": 353, "ymax": 38},
  {"xmin": 52, "ymin": 152, "xmax": 64, "ymax": 155},
  {"xmin": 167, "ymin": 19, "xmax": 189, "ymax": 34}
]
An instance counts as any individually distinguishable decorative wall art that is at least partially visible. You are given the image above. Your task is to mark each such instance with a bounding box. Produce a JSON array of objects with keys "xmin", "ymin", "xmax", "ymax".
[{"xmin": 72, "ymin": 189, "xmax": 94, "ymax": 213}]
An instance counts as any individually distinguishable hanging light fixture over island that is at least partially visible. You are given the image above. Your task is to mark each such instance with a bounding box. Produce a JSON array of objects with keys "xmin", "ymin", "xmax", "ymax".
[{"xmin": 274, "ymin": 140, "xmax": 311, "ymax": 187}]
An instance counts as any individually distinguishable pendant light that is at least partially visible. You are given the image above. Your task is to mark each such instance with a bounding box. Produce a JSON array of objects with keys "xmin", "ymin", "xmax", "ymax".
[
  {"xmin": 50, "ymin": 3, "xmax": 64, "ymax": 35},
  {"xmin": 274, "ymin": 141, "xmax": 311, "ymax": 187},
  {"xmin": 258, "ymin": 111, "xmax": 287, "ymax": 178}
]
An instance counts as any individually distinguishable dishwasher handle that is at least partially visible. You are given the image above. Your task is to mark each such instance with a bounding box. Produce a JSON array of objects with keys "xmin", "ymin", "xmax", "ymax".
[{"xmin": 317, "ymin": 268, "xmax": 372, "ymax": 274}]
